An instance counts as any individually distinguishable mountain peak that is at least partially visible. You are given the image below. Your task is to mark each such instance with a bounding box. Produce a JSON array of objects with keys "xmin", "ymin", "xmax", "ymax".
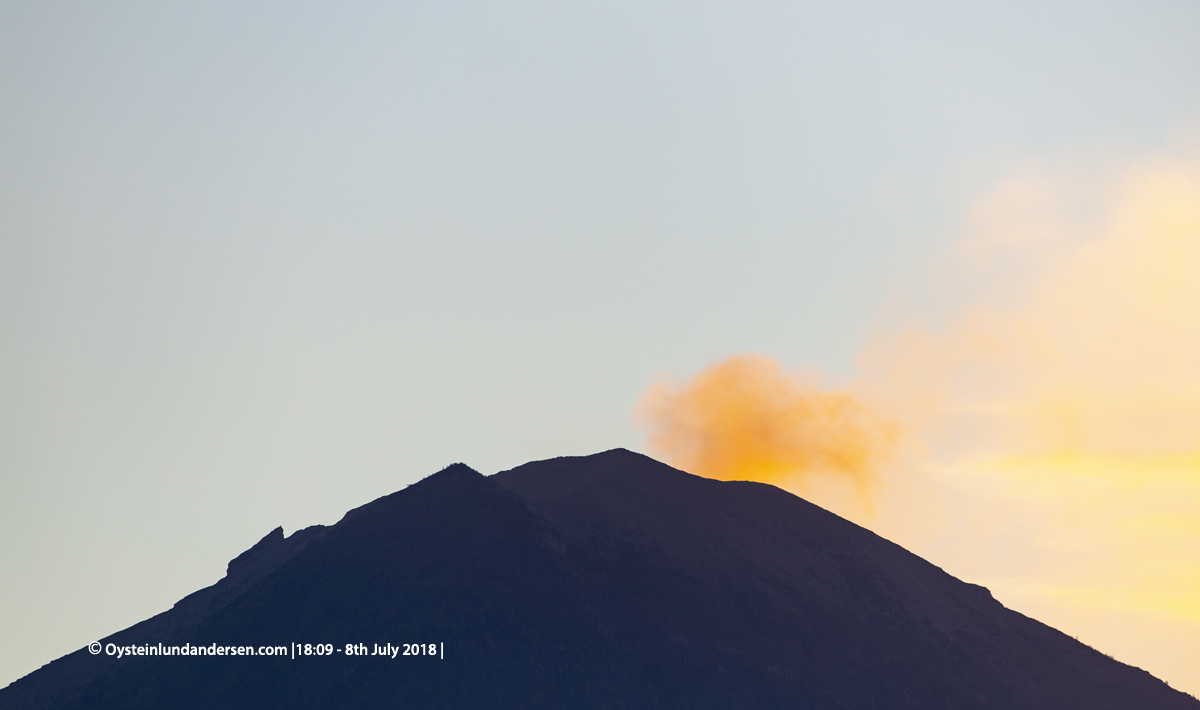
[{"xmin": 433, "ymin": 461, "xmax": 481, "ymax": 477}]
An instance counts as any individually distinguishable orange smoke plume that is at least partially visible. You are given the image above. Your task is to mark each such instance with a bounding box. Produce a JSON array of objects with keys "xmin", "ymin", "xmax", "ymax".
[{"xmin": 636, "ymin": 355, "xmax": 894, "ymax": 491}]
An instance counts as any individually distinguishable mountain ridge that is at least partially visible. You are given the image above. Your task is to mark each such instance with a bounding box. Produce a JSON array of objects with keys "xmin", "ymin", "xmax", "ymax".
[{"xmin": 3, "ymin": 449, "xmax": 1194, "ymax": 709}]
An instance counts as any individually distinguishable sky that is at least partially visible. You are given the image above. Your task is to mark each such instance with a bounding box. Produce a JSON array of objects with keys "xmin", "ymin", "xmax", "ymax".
[{"xmin": 3, "ymin": 0, "xmax": 1200, "ymax": 694}]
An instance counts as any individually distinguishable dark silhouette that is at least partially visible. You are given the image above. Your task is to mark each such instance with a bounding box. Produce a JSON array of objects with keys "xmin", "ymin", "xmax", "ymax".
[{"xmin": 4, "ymin": 449, "xmax": 1195, "ymax": 709}]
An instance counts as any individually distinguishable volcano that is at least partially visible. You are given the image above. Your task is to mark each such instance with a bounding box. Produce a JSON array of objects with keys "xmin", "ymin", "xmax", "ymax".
[{"xmin": 3, "ymin": 449, "xmax": 1195, "ymax": 709}]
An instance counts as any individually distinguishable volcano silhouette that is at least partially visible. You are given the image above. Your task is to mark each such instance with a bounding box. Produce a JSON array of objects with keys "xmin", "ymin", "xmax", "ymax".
[{"xmin": 4, "ymin": 449, "xmax": 1195, "ymax": 709}]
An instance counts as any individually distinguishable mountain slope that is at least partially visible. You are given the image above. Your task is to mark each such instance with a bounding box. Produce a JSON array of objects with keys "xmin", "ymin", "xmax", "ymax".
[
  {"xmin": 3, "ymin": 450, "xmax": 1195, "ymax": 709},
  {"xmin": 494, "ymin": 449, "xmax": 1194, "ymax": 709}
]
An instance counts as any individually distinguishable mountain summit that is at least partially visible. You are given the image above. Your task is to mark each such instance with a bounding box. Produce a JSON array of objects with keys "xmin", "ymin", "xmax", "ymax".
[{"xmin": 4, "ymin": 449, "xmax": 1195, "ymax": 709}]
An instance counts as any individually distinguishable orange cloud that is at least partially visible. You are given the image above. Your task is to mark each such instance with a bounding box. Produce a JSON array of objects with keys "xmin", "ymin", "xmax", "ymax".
[{"xmin": 635, "ymin": 355, "xmax": 895, "ymax": 494}]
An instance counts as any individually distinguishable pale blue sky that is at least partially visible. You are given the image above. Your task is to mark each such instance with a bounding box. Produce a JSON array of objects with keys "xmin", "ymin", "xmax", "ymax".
[{"xmin": 3, "ymin": 0, "xmax": 1199, "ymax": 687}]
